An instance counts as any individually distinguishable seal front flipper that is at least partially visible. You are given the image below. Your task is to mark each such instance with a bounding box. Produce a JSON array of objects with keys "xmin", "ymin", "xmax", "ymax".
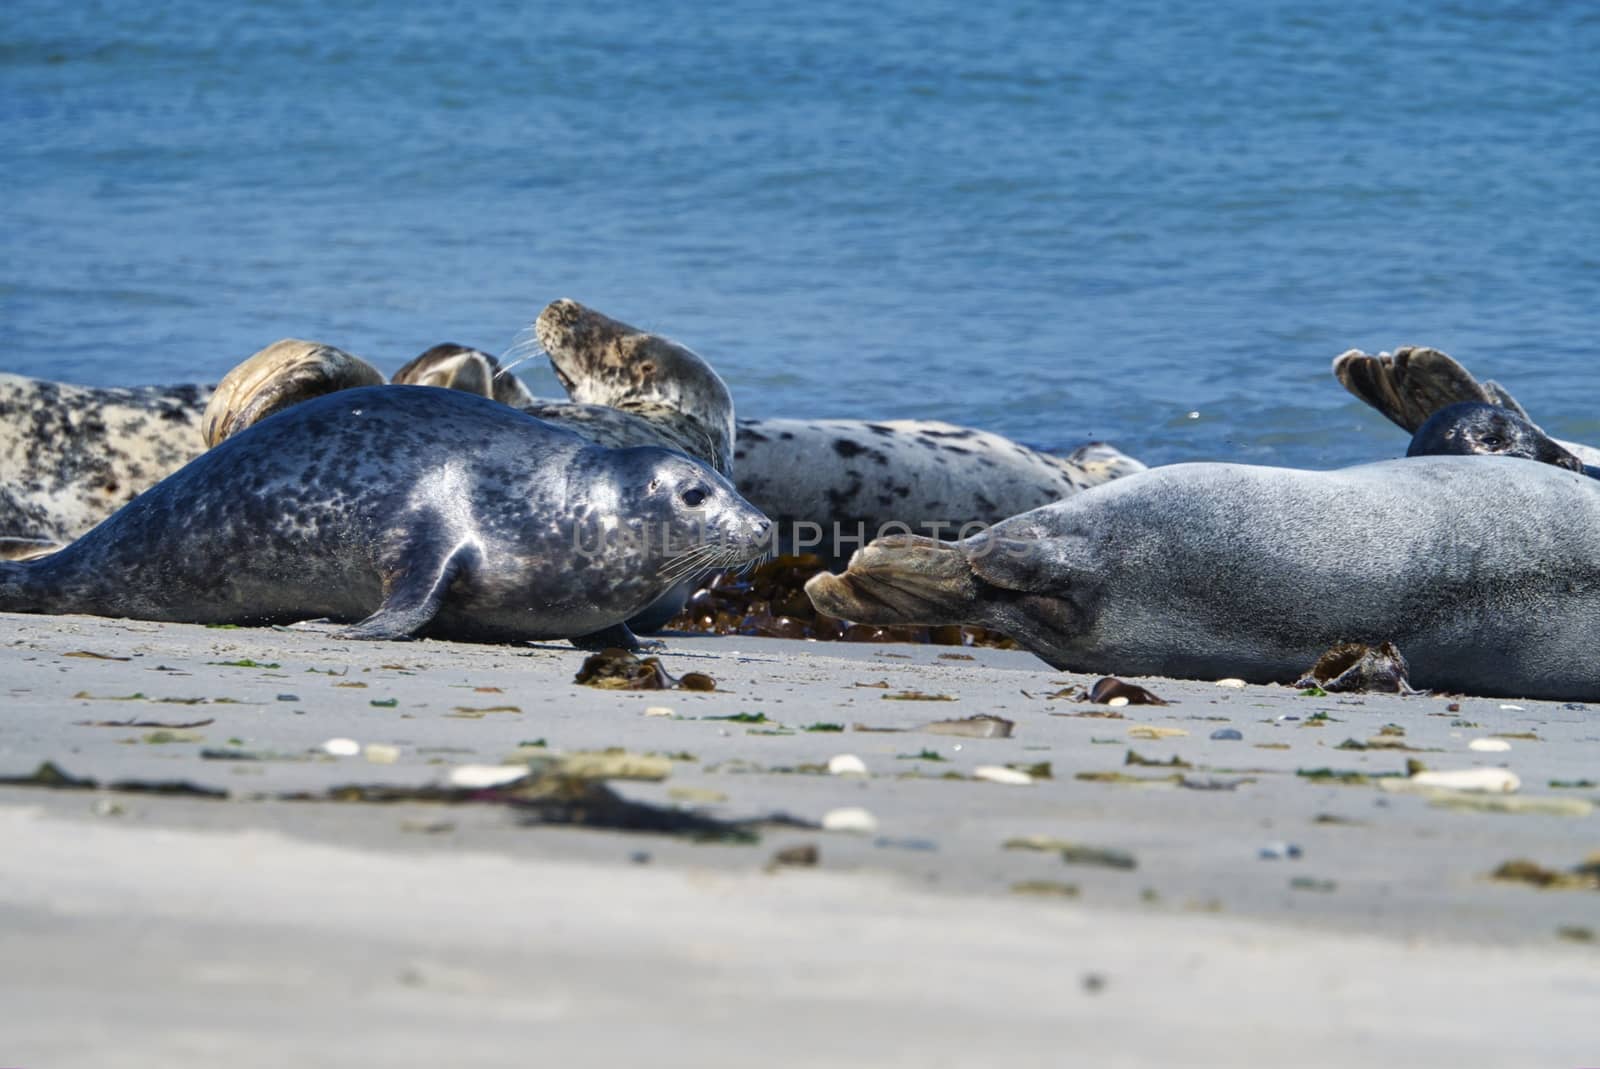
[
  {"xmin": 569, "ymin": 623, "xmax": 653, "ymax": 651},
  {"xmin": 338, "ymin": 539, "xmax": 480, "ymax": 641}
]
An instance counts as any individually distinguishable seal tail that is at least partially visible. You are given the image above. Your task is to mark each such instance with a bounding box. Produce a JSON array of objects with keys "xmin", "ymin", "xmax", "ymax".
[{"xmin": 1332, "ymin": 346, "xmax": 1532, "ymax": 433}]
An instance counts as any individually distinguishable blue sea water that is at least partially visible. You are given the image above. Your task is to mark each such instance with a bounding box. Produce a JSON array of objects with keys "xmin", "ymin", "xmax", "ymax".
[{"xmin": 3, "ymin": 0, "xmax": 1597, "ymax": 470}]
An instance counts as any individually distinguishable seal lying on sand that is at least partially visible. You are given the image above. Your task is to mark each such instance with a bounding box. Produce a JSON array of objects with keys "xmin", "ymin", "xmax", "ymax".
[
  {"xmin": 0, "ymin": 387, "xmax": 770, "ymax": 646},
  {"xmin": 805, "ymin": 456, "xmax": 1600, "ymax": 700},
  {"xmin": 1335, "ymin": 346, "xmax": 1600, "ymax": 467}
]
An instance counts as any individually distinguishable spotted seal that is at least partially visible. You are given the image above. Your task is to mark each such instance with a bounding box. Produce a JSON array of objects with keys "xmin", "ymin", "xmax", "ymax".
[
  {"xmin": 0, "ymin": 373, "xmax": 210, "ymax": 555},
  {"xmin": 1335, "ymin": 346, "xmax": 1600, "ymax": 467},
  {"xmin": 806, "ymin": 456, "xmax": 1600, "ymax": 700},
  {"xmin": 0, "ymin": 387, "xmax": 770, "ymax": 646}
]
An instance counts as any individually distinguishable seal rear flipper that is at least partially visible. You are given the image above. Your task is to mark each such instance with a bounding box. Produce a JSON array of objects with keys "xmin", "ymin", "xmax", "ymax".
[
  {"xmin": 1332, "ymin": 347, "xmax": 1515, "ymax": 433},
  {"xmin": 804, "ymin": 535, "xmax": 982, "ymax": 625},
  {"xmin": 338, "ymin": 540, "xmax": 479, "ymax": 641},
  {"xmin": 0, "ymin": 537, "xmax": 62, "ymax": 562}
]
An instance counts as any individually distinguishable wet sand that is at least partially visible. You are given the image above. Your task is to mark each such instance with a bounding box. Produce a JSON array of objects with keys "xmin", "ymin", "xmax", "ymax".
[{"xmin": 3, "ymin": 611, "xmax": 1597, "ymax": 1067}]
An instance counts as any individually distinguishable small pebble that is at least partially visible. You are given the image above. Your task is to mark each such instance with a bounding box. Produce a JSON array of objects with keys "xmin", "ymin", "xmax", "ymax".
[
  {"xmin": 827, "ymin": 753, "xmax": 869, "ymax": 776},
  {"xmin": 1215, "ymin": 678, "xmax": 1246, "ymax": 689},
  {"xmin": 448, "ymin": 764, "xmax": 530, "ymax": 789},
  {"xmin": 821, "ymin": 806, "xmax": 879, "ymax": 834},
  {"xmin": 1258, "ymin": 841, "xmax": 1303, "ymax": 861},
  {"xmin": 1468, "ymin": 738, "xmax": 1512, "ymax": 753},
  {"xmin": 973, "ymin": 765, "xmax": 1033, "ymax": 786},
  {"xmin": 644, "ymin": 706, "xmax": 675, "ymax": 717},
  {"xmin": 1209, "ymin": 728, "xmax": 1243, "ymax": 741},
  {"xmin": 363, "ymin": 743, "xmax": 401, "ymax": 764},
  {"xmin": 321, "ymin": 737, "xmax": 360, "ymax": 757},
  {"xmin": 629, "ymin": 851, "xmax": 652, "ymax": 865},
  {"xmin": 276, "ymin": 693, "xmax": 300, "ymax": 702}
]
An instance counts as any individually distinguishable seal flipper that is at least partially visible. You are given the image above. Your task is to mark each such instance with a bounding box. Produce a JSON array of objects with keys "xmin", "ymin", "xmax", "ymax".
[
  {"xmin": 570, "ymin": 623, "xmax": 645, "ymax": 651},
  {"xmin": 338, "ymin": 539, "xmax": 479, "ymax": 641},
  {"xmin": 1332, "ymin": 346, "xmax": 1519, "ymax": 433}
]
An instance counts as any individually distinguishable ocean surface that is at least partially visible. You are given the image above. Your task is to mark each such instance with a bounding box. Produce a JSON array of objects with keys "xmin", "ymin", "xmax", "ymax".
[{"xmin": 3, "ymin": 0, "xmax": 1597, "ymax": 470}]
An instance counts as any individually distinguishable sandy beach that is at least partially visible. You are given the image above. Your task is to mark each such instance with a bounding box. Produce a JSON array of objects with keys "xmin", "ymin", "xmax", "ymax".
[{"xmin": 3, "ymin": 610, "xmax": 1596, "ymax": 1067}]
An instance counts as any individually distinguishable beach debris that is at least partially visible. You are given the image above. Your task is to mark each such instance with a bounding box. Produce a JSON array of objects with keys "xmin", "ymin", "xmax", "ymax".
[
  {"xmin": 448, "ymin": 705, "xmax": 521, "ymax": 717},
  {"xmin": 320, "ymin": 737, "xmax": 361, "ymax": 757},
  {"xmin": 1557, "ymin": 926, "xmax": 1595, "ymax": 943},
  {"xmin": 920, "ymin": 714, "xmax": 1014, "ymax": 739},
  {"xmin": 1489, "ymin": 855, "xmax": 1600, "ymax": 891},
  {"xmin": 1127, "ymin": 725, "xmax": 1187, "ymax": 740},
  {"xmin": 1258, "ymin": 841, "xmax": 1304, "ymax": 861},
  {"xmin": 974, "ymin": 765, "xmax": 1033, "ymax": 786},
  {"xmin": 826, "ymin": 754, "xmax": 869, "ymax": 776},
  {"xmin": 1214, "ymin": 678, "xmax": 1246, "ymax": 689},
  {"xmin": 139, "ymin": 729, "xmax": 205, "ymax": 744},
  {"xmin": 76, "ymin": 716, "xmax": 215, "ymax": 729},
  {"xmin": 1084, "ymin": 677, "xmax": 1169, "ymax": 705},
  {"xmin": 1499, "ymin": 704, "xmax": 1524, "ymax": 711},
  {"xmin": 1011, "ymin": 880, "xmax": 1080, "ymax": 898},
  {"xmin": 448, "ymin": 764, "xmax": 531, "ymax": 789},
  {"xmin": 644, "ymin": 705, "xmax": 675, "ymax": 717},
  {"xmin": 1425, "ymin": 794, "xmax": 1591, "ymax": 817},
  {"xmin": 559, "ymin": 750, "xmax": 673, "ymax": 781},
  {"xmin": 1289, "ymin": 877, "xmax": 1338, "ymax": 893},
  {"xmin": 64, "ymin": 650, "xmax": 131, "ymax": 661},
  {"xmin": 1005, "ymin": 836, "xmax": 1136, "ymax": 869},
  {"xmin": 574, "ymin": 648, "xmax": 715, "ymax": 692},
  {"xmin": 1403, "ymin": 768, "xmax": 1521, "ymax": 793},
  {"xmin": 1075, "ymin": 770, "xmax": 1182, "ymax": 788},
  {"xmin": 1292, "ymin": 641, "xmax": 1419, "ymax": 694},
  {"xmin": 803, "ymin": 722, "xmax": 845, "ymax": 732},
  {"xmin": 882, "ymin": 690, "xmax": 958, "ymax": 701},
  {"xmin": 1549, "ymin": 779, "xmax": 1598, "ymax": 789},
  {"xmin": 667, "ymin": 787, "xmax": 727, "ymax": 804},
  {"xmin": 1126, "ymin": 749, "xmax": 1191, "ymax": 769},
  {"xmin": 821, "ymin": 806, "xmax": 879, "ymax": 834},
  {"xmin": 1180, "ymin": 775, "xmax": 1251, "ymax": 791},
  {"xmin": 897, "ymin": 749, "xmax": 947, "ymax": 762},
  {"xmin": 1468, "ymin": 738, "xmax": 1512, "ymax": 753},
  {"xmin": 1209, "ymin": 728, "xmax": 1243, "ymax": 741},
  {"xmin": 767, "ymin": 844, "xmax": 820, "ymax": 869}
]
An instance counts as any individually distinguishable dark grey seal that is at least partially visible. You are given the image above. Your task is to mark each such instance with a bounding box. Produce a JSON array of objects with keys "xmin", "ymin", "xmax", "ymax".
[
  {"xmin": 1407, "ymin": 402, "xmax": 1598, "ymax": 478},
  {"xmin": 0, "ymin": 386, "xmax": 771, "ymax": 647},
  {"xmin": 806, "ymin": 456, "xmax": 1600, "ymax": 701}
]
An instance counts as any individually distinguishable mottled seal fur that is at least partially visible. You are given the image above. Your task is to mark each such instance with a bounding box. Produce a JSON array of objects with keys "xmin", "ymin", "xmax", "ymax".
[
  {"xmin": 806, "ymin": 456, "xmax": 1600, "ymax": 700},
  {"xmin": 1408, "ymin": 402, "xmax": 1596, "ymax": 478},
  {"xmin": 0, "ymin": 372, "xmax": 209, "ymax": 549},
  {"xmin": 0, "ymin": 387, "xmax": 770, "ymax": 645},
  {"xmin": 202, "ymin": 339, "xmax": 384, "ymax": 447},
  {"xmin": 1335, "ymin": 346, "xmax": 1600, "ymax": 467},
  {"xmin": 732, "ymin": 418, "xmax": 1144, "ymax": 561}
]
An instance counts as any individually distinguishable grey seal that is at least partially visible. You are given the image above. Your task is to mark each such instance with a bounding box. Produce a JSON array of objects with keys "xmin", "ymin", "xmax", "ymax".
[
  {"xmin": 0, "ymin": 386, "xmax": 770, "ymax": 647},
  {"xmin": 1335, "ymin": 346, "xmax": 1600, "ymax": 468},
  {"xmin": 1407, "ymin": 402, "xmax": 1597, "ymax": 478},
  {"xmin": 805, "ymin": 456, "xmax": 1600, "ymax": 700}
]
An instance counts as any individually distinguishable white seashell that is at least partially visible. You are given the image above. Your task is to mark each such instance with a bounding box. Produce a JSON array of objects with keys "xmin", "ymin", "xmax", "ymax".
[
  {"xmin": 1410, "ymin": 768, "xmax": 1520, "ymax": 793},
  {"xmin": 1498, "ymin": 704, "xmax": 1524, "ymax": 711},
  {"xmin": 363, "ymin": 743, "xmax": 401, "ymax": 764},
  {"xmin": 644, "ymin": 706, "xmax": 675, "ymax": 717},
  {"xmin": 973, "ymin": 765, "xmax": 1033, "ymax": 786},
  {"xmin": 1107, "ymin": 696, "xmax": 1130, "ymax": 708},
  {"xmin": 1467, "ymin": 738, "xmax": 1511, "ymax": 753},
  {"xmin": 821, "ymin": 807, "xmax": 879, "ymax": 833},
  {"xmin": 827, "ymin": 754, "xmax": 869, "ymax": 776},
  {"xmin": 1215, "ymin": 678, "xmax": 1247, "ymax": 689},
  {"xmin": 448, "ymin": 764, "xmax": 531, "ymax": 789},
  {"xmin": 320, "ymin": 737, "xmax": 360, "ymax": 757}
]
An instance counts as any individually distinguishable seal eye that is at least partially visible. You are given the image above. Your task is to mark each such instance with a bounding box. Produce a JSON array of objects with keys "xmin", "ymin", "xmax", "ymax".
[
  {"xmin": 681, "ymin": 487, "xmax": 707, "ymax": 508},
  {"xmin": 1481, "ymin": 434, "xmax": 1503, "ymax": 449}
]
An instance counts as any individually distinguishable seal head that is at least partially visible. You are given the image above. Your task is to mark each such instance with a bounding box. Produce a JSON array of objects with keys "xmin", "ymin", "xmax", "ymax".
[{"xmin": 1407, "ymin": 402, "xmax": 1585, "ymax": 473}]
